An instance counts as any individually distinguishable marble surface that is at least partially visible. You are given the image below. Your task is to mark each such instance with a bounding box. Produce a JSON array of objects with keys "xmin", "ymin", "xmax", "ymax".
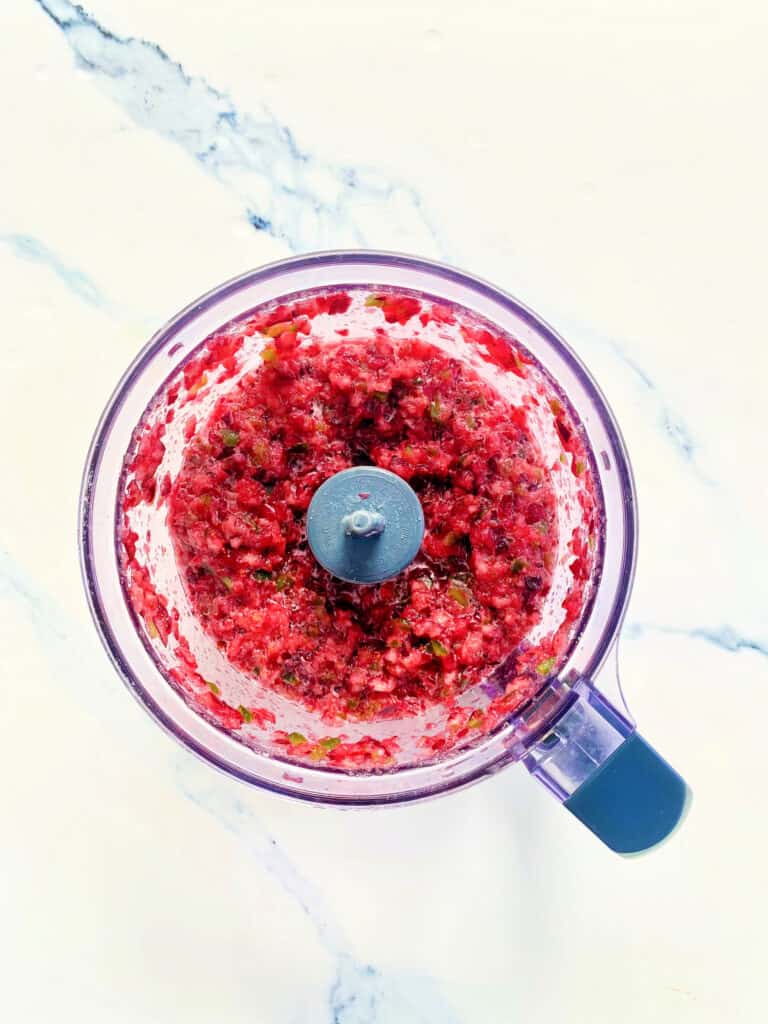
[{"xmin": 2, "ymin": 1, "xmax": 766, "ymax": 1021}]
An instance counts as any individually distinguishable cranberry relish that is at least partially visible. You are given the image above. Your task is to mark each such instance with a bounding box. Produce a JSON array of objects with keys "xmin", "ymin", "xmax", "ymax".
[{"xmin": 167, "ymin": 305, "xmax": 560, "ymax": 723}]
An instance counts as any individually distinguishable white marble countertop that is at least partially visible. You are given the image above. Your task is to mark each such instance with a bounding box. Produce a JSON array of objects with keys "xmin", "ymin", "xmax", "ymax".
[{"xmin": 2, "ymin": 1, "xmax": 766, "ymax": 1021}]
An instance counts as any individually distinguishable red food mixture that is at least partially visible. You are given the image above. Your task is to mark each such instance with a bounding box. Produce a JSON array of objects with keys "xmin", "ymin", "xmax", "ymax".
[
  {"xmin": 167, "ymin": 323, "xmax": 560, "ymax": 722},
  {"xmin": 120, "ymin": 290, "xmax": 599, "ymax": 766}
]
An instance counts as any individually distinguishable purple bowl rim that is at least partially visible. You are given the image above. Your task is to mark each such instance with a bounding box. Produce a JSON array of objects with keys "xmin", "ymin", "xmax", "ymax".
[{"xmin": 78, "ymin": 249, "xmax": 638, "ymax": 805}]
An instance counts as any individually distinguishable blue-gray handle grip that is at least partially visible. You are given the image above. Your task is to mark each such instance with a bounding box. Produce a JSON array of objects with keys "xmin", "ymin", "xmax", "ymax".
[
  {"xmin": 564, "ymin": 733, "xmax": 689, "ymax": 854},
  {"xmin": 525, "ymin": 681, "xmax": 690, "ymax": 854}
]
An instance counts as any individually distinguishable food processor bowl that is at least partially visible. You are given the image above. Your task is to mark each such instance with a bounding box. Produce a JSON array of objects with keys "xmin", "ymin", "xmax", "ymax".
[{"xmin": 80, "ymin": 251, "xmax": 689, "ymax": 853}]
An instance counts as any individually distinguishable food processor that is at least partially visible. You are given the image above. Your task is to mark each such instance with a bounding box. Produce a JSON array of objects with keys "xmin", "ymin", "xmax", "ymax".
[{"xmin": 79, "ymin": 251, "xmax": 689, "ymax": 854}]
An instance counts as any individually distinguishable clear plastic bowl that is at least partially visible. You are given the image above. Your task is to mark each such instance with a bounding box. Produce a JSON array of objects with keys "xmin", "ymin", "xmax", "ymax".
[{"xmin": 80, "ymin": 252, "xmax": 687, "ymax": 851}]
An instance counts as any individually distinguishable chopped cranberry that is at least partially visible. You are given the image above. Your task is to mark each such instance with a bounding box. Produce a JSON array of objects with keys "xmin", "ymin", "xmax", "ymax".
[
  {"xmin": 167, "ymin": 326, "xmax": 559, "ymax": 721},
  {"xmin": 120, "ymin": 290, "xmax": 599, "ymax": 764}
]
